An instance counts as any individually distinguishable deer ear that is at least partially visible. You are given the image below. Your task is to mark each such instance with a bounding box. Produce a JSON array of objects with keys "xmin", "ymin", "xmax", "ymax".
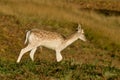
[
  {"xmin": 78, "ymin": 24, "xmax": 81, "ymax": 32},
  {"xmin": 82, "ymin": 29, "xmax": 84, "ymax": 33}
]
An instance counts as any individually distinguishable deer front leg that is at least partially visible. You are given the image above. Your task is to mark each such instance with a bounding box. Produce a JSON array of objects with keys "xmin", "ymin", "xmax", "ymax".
[
  {"xmin": 30, "ymin": 47, "xmax": 37, "ymax": 61},
  {"xmin": 17, "ymin": 44, "xmax": 35, "ymax": 63},
  {"xmin": 55, "ymin": 50, "xmax": 63, "ymax": 62}
]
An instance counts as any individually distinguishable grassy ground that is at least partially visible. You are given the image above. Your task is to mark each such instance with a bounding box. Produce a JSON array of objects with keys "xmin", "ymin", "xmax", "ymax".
[{"xmin": 0, "ymin": 0, "xmax": 120, "ymax": 80}]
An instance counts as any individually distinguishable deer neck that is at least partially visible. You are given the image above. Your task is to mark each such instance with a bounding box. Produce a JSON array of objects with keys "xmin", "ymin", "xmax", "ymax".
[{"xmin": 62, "ymin": 33, "xmax": 78, "ymax": 50}]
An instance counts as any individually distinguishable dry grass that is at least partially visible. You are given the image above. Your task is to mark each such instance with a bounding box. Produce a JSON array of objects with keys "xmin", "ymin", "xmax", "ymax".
[
  {"xmin": 0, "ymin": 0, "xmax": 120, "ymax": 79},
  {"xmin": 0, "ymin": 0, "xmax": 120, "ymax": 43}
]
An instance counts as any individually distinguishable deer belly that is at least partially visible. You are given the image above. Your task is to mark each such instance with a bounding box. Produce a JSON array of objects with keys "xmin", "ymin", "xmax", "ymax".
[{"xmin": 41, "ymin": 40, "xmax": 61, "ymax": 50}]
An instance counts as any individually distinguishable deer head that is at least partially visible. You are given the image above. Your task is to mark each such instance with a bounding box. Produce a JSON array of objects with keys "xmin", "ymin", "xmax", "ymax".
[{"xmin": 77, "ymin": 24, "xmax": 87, "ymax": 42}]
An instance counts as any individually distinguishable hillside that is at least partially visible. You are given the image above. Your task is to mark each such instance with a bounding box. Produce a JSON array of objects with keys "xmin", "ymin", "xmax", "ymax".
[{"xmin": 0, "ymin": 0, "xmax": 120, "ymax": 80}]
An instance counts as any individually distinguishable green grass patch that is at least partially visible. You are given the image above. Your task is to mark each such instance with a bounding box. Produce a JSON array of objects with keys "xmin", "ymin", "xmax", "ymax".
[{"xmin": 0, "ymin": 59, "xmax": 120, "ymax": 80}]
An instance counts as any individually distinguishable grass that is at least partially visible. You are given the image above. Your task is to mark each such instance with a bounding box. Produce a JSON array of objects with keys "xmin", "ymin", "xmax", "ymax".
[
  {"xmin": 0, "ymin": 59, "xmax": 120, "ymax": 80},
  {"xmin": 0, "ymin": 0, "xmax": 120, "ymax": 79}
]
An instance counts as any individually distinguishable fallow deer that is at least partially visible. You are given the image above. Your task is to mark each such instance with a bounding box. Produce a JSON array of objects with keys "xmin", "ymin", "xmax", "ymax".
[{"xmin": 17, "ymin": 24, "xmax": 86, "ymax": 63}]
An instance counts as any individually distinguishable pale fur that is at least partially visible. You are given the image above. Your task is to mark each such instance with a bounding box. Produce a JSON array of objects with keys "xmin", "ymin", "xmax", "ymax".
[{"xmin": 17, "ymin": 24, "xmax": 86, "ymax": 63}]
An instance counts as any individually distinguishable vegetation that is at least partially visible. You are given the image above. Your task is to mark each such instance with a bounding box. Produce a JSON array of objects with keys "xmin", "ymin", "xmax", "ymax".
[{"xmin": 0, "ymin": 0, "xmax": 120, "ymax": 79}]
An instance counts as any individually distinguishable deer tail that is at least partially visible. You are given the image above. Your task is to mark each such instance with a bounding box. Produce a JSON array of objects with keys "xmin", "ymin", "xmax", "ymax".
[{"xmin": 24, "ymin": 30, "xmax": 31, "ymax": 44}]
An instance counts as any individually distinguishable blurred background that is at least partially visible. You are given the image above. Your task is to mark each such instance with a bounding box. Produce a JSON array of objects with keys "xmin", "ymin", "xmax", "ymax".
[{"xmin": 0, "ymin": 0, "xmax": 120, "ymax": 80}]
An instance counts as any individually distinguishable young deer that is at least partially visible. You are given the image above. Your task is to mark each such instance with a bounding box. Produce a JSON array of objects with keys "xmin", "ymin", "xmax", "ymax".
[{"xmin": 17, "ymin": 24, "xmax": 86, "ymax": 63}]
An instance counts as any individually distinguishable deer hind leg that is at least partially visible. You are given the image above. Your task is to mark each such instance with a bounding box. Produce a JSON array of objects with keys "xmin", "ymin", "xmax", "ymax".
[
  {"xmin": 17, "ymin": 44, "xmax": 35, "ymax": 63},
  {"xmin": 56, "ymin": 50, "xmax": 63, "ymax": 62},
  {"xmin": 30, "ymin": 47, "xmax": 37, "ymax": 61}
]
